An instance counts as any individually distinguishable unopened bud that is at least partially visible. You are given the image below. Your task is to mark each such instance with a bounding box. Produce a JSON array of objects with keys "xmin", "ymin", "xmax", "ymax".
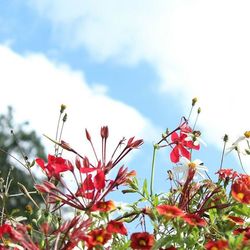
[
  {"xmin": 60, "ymin": 104, "xmax": 66, "ymax": 113},
  {"xmin": 60, "ymin": 140, "xmax": 72, "ymax": 151},
  {"xmin": 85, "ymin": 129, "xmax": 91, "ymax": 141},
  {"xmin": 192, "ymin": 97, "xmax": 198, "ymax": 106},
  {"xmin": 197, "ymin": 107, "xmax": 201, "ymax": 114},
  {"xmin": 101, "ymin": 126, "xmax": 109, "ymax": 139},
  {"xmin": 62, "ymin": 113, "xmax": 67, "ymax": 122},
  {"xmin": 223, "ymin": 134, "xmax": 229, "ymax": 142},
  {"xmin": 244, "ymin": 131, "xmax": 250, "ymax": 138}
]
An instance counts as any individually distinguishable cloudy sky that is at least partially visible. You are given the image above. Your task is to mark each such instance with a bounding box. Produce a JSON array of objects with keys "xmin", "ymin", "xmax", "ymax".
[{"xmin": 0, "ymin": 1, "xmax": 249, "ymax": 192}]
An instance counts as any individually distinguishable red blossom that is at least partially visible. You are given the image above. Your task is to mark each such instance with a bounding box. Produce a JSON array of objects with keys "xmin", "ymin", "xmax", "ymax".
[
  {"xmin": 205, "ymin": 239, "xmax": 229, "ymax": 250},
  {"xmin": 182, "ymin": 213, "xmax": 206, "ymax": 227},
  {"xmin": 216, "ymin": 169, "xmax": 239, "ymax": 181},
  {"xmin": 130, "ymin": 232, "xmax": 155, "ymax": 250},
  {"xmin": 0, "ymin": 224, "xmax": 13, "ymax": 238},
  {"xmin": 231, "ymin": 176, "xmax": 250, "ymax": 204},
  {"xmin": 170, "ymin": 132, "xmax": 190, "ymax": 163},
  {"xmin": 234, "ymin": 227, "xmax": 250, "ymax": 242},
  {"xmin": 86, "ymin": 229, "xmax": 111, "ymax": 248},
  {"xmin": 94, "ymin": 169, "xmax": 105, "ymax": 190},
  {"xmin": 91, "ymin": 200, "xmax": 116, "ymax": 212},
  {"xmin": 106, "ymin": 220, "xmax": 127, "ymax": 235},
  {"xmin": 156, "ymin": 205, "xmax": 184, "ymax": 219},
  {"xmin": 36, "ymin": 154, "xmax": 73, "ymax": 179}
]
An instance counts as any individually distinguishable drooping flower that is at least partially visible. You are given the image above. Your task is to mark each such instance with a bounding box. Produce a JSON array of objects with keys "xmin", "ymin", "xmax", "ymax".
[
  {"xmin": 205, "ymin": 239, "xmax": 229, "ymax": 250},
  {"xmin": 182, "ymin": 213, "xmax": 206, "ymax": 227},
  {"xmin": 106, "ymin": 220, "xmax": 127, "ymax": 235},
  {"xmin": 173, "ymin": 157, "xmax": 208, "ymax": 182},
  {"xmin": 156, "ymin": 205, "xmax": 184, "ymax": 219},
  {"xmin": 130, "ymin": 232, "xmax": 155, "ymax": 250}
]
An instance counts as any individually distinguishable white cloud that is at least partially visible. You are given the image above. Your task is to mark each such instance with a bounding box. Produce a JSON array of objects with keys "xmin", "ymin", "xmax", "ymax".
[
  {"xmin": 0, "ymin": 45, "xmax": 157, "ymax": 163},
  {"xmin": 27, "ymin": 0, "xmax": 250, "ymax": 170}
]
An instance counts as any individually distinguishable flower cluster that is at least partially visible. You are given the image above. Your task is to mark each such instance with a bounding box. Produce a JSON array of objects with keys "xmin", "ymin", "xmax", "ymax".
[{"xmin": 1, "ymin": 101, "xmax": 250, "ymax": 249}]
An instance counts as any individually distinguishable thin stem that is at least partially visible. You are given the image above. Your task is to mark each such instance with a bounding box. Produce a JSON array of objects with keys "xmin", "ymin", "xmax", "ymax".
[
  {"xmin": 110, "ymin": 138, "xmax": 126, "ymax": 160},
  {"xmin": 219, "ymin": 139, "xmax": 227, "ymax": 170},
  {"xmin": 0, "ymin": 148, "xmax": 27, "ymax": 169},
  {"xmin": 54, "ymin": 112, "xmax": 62, "ymax": 156},
  {"xmin": 89, "ymin": 140, "xmax": 99, "ymax": 163},
  {"xmin": 150, "ymin": 144, "xmax": 158, "ymax": 197},
  {"xmin": 192, "ymin": 111, "xmax": 200, "ymax": 131},
  {"xmin": 187, "ymin": 105, "xmax": 194, "ymax": 121}
]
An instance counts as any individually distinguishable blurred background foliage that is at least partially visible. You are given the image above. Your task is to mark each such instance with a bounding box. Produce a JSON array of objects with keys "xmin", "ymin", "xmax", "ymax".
[{"xmin": 0, "ymin": 106, "xmax": 46, "ymax": 216}]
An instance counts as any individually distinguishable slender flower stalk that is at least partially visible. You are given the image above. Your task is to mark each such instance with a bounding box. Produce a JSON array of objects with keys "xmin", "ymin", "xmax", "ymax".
[
  {"xmin": 150, "ymin": 144, "xmax": 158, "ymax": 197},
  {"xmin": 219, "ymin": 134, "xmax": 228, "ymax": 170}
]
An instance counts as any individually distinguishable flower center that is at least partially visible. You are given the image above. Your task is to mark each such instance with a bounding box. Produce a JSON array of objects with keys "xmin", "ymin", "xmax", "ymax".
[
  {"xmin": 138, "ymin": 239, "xmax": 147, "ymax": 246},
  {"xmin": 100, "ymin": 203, "xmax": 107, "ymax": 209},
  {"xmin": 237, "ymin": 192, "xmax": 244, "ymax": 200},
  {"xmin": 96, "ymin": 235, "xmax": 104, "ymax": 243},
  {"xmin": 188, "ymin": 162, "xmax": 196, "ymax": 169},
  {"xmin": 211, "ymin": 247, "xmax": 219, "ymax": 250},
  {"xmin": 244, "ymin": 131, "xmax": 250, "ymax": 138}
]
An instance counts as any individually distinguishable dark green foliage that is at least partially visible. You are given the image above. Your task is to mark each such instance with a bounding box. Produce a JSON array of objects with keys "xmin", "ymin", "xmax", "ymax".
[{"xmin": 0, "ymin": 106, "xmax": 46, "ymax": 214}]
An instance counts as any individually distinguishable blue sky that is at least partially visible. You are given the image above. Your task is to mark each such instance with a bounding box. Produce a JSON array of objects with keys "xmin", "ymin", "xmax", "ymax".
[{"xmin": 0, "ymin": 0, "xmax": 249, "ymax": 197}]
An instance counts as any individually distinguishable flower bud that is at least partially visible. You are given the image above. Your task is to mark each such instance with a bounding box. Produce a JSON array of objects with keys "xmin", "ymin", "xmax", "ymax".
[
  {"xmin": 85, "ymin": 129, "xmax": 91, "ymax": 141},
  {"xmin": 101, "ymin": 126, "xmax": 109, "ymax": 139},
  {"xmin": 60, "ymin": 104, "xmax": 66, "ymax": 113},
  {"xmin": 244, "ymin": 131, "xmax": 250, "ymax": 138},
  {"xmin": 62, "ymin": 113, "xmax": 67, "ymax": 122},
  {"xmin": 223, "ymin": 134, "xmax": 229, "ymax": 142},
  {"xmin": 192, "ymin": 97, "xmax": 198, "ymax": 106}
]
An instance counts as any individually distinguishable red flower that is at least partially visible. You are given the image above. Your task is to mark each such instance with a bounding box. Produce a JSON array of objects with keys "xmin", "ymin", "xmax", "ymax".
[
  {"xmin": 156, "ymin": 205, "xmax": 184, "ymax": 219},
  {"xmin": 216, "ymin": 169, "xmax": 238, "ymax": 181},
  {"xmin": 205, "ymin": 239, "xmax": 229, "ymax": 250},
  {"xmin": 0, "ymin": 224, "xmax": 12, "ymax": 238},
  {"xmin": 86, "ymin": 229, "xmax": 111, "ymax": 248},
  {"xmin": 76, "ymin": 174, "xmax": 95, "ymax": 200},
  {"xmin": 182, "ymin": 213, "xmax": 206, "ymax": 227},
  {"xmin": 107, "ymin": 220, "xmax": 127, "ymax": 235},
  {"xmin": 91, "ymin": 200, "xmax": 116, "ymax": 212},
  {"xmin": 130, "ymin": 232, "xmax": 155, "ymax": 250},
  {"xmin": 231, "ymin": 179, "xmax": 250, "ymax": 204},
  {"xmin": 36, "ymin": 154, "xmax": 73, "ymax": 178},
  {"xmin": 94, "ymin": 169, "xmax": 105, "ymax": 190},
  {"xmin": 170, "ymin": 132, "xmax": 191, "ymax": 163}
]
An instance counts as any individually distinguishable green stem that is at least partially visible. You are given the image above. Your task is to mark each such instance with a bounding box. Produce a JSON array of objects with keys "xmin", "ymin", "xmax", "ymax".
[{"xmin": 150, "ymin": 144, "xmax": 158, "ymax": 198}]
